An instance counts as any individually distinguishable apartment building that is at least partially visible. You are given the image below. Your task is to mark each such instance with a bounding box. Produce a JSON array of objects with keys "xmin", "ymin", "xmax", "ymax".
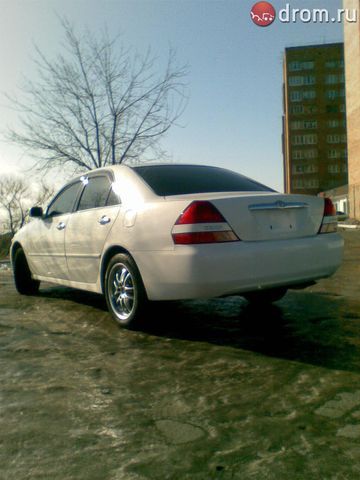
[
  {"xmin": 344, "ymin": 0, "xmax": 360, "ymax": 219},
  {"xmin": 283, "ymin": 43, "xmax": 348, "ymax": 196}
]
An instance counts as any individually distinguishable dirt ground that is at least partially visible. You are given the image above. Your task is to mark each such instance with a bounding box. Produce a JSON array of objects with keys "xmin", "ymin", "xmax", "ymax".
[{"xmin": 1, "ymin": 230, "xmax": 360, "ymax": 479}]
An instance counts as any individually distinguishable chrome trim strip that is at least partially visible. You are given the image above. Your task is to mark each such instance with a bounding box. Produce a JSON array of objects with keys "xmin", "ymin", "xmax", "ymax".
[
  {"xmin": 28, "ymin": 253, "xmax": 100, "ymax": 259},
  {"xmin": 248, "ymin": 201, "xmax": 309, "ymax": 212},
  {"xmin": 172, "ymin": 222, "xmax": 230, "ymax": 234},
  {"xmin": 65, "ymin": 253, "xmax": 101, "ymax": 259},
  {"xmin": 28, "ymin": 253, "xmax": 64, "ymax": 257}
]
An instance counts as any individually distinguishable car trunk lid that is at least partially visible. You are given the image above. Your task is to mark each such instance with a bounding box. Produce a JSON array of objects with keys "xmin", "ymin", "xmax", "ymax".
[{"xmin": 207, "ymin": 193, "xmax": 324, "ymax": 241}]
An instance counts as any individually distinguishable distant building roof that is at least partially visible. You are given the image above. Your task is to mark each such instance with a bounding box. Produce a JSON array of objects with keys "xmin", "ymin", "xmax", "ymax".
[
  {"xmin": 285, "ymin": 42, "xmax": 344, "ymax": 53},
  {"xmin": 319, "ymin": 184, "xmax": 348, "ymax": 198}
]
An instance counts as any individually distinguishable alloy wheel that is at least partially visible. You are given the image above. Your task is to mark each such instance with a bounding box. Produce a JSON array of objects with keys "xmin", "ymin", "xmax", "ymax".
[{"xmin": 108, "ymin": 263, "xmax": 135, "ymax": 321}]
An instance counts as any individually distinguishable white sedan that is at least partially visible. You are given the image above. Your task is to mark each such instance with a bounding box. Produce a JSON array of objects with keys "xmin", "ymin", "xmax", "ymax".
[{"xmin": 11, "ymin": 164, "xmax": 343, "ymax": 328}]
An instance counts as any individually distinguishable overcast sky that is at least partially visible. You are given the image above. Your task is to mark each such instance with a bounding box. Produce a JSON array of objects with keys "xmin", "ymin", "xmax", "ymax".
[{"xmin": 0, "ymin": 0, "xmax": 345, "ymax": 192}]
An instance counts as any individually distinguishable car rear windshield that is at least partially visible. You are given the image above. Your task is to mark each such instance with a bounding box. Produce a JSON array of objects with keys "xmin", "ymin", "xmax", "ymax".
[{"xmin": 133, "ymin": 165, "xmax": 274, "ymax": 196}]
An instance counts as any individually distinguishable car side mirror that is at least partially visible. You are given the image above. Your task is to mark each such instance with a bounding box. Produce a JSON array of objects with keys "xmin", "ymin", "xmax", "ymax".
[{"xmin": 29, "ymin": 206, "xmax": 43, "ymax": 218}]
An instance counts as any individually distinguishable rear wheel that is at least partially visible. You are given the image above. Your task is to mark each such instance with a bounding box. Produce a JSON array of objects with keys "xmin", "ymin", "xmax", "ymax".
[
  {"xmin": 104, "ymin": 253, "xmax": 147, "ymax": 329},
  {"xmin": 243, "ymin": 287, "xmax": 287, "ymax": 304},
  {"xmin": 13, "ymin": 248, "xmax": 40, "ymax": 295}
]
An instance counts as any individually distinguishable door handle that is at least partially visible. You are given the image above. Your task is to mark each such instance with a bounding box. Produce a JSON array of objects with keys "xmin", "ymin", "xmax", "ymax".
[
  {"xmin": 98, "ymin": 215, "xmax": 111, "ymax": 225},
  {"xmin": 57, "ymin": 222, "xmax": 66, "ymax": 230}
]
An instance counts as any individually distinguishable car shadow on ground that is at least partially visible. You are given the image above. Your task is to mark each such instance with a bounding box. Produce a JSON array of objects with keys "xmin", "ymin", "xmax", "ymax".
[
  {"xmin": 39, "ymin": 285, "xmax": 360, "ymax": 372},
  {"xmin": 142, "ymin": 292, "xmax": 360, "ymax": 372},
  {"xmin": 40, "ymin": 284, "xmax": 109, "ymax": 311}
]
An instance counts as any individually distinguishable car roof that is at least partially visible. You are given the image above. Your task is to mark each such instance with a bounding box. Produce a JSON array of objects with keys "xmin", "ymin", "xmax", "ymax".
[{"xmin": 84, "ymin": 163, "xmax": 220, "ymax": 173}]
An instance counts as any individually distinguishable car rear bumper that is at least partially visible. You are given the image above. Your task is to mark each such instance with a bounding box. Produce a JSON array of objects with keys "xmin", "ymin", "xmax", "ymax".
[{"xmin": 133, "ymin": 233, "xmax": 344, "ymax": 301}]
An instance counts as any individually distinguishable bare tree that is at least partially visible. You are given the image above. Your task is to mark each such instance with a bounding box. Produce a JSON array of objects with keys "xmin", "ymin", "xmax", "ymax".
[
  {"xmin": 34, "ymin": 180, "xmax": 55, "ymax": 210},
  {"xmin": 6, "ymin": 19, "xmax": 187, "ymax": 172},
  {"xmin": 0, "ymin": 177, "xmax": 30, "ymax": 236},
  {"xmin": 0, "ymin": 176, "xmax": 55, "ymax": 236}
]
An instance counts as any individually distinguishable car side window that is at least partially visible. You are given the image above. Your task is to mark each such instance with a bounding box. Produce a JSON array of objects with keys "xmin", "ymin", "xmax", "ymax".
[
  {"xmin": 106, "ymin": 185, "xmax": 121, "ymax": 206},
  {"xmin": 47, "ymin": 182, "xmax": 81, "ymax": 217},
  {"xmin": 77, "ymin": 176, "xmax": 115, "ymax": 211}
]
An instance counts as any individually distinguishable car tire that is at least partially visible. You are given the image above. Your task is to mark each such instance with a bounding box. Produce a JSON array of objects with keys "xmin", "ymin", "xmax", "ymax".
[
  {"xmin": 104, "ymin": 253, "xmax": 147, "ymax": 329},
  {"xmin": 243, "ymin": 287, "xmax": 287, "ymax": 304},
  {"xmin": 13, "ymin": 248, "xmax": 40, "ymax": 295}
]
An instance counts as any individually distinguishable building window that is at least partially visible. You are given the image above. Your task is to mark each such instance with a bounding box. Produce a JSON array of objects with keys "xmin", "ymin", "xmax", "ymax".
[
  {"xmin": 293, "ymin": 164, "xmax": 319, "ymax": 174},
  {"xmin": 327, "ymin": 134, "xmax": 342, "ymax": 144},
  {"xmin": 304, "ymin": 105, "xmax": 318, "ymax": 114},
  {"xmin": 290, "ymin": 91, "xmax": 302, "ymax": 102},
  {"xmin": 325, "ymin": 60, "xmax": 336, "ymax": 68},
  {"xmin": 304, "ymin": 120, "xmax": 317, "ymax": 129},
  {"xmin": 292, "ymin": 134, "xmax": 317, "ymax": 145},
  {"xmin": 304, "ymin": 179, "xmax": 319, "ymax": 188},
  {"xmin": 325, "ymin": 60, "xmax": 344, "ymax": 69},
  {"xmin": 289, "ymin": 61, "xmax": 302, "ymax": 72},
  {"xmin": 328, "ymin": 149, "xmax": 347, "ymax": 159},
  {"xmin": 289, "ymin": 75, "xmax": 316, "ymax": 86},
  {"xmin": 328, "ymin": 149, "xmax": 341, "ymax": 159},
  {"xmin": 340, "ymin": 104, "xmax": 346, "ymax": 113},
  {"xmin": 327, "ymin": 134, "xmax": 346, "ymax": 145},
  {"xmin": 290, "ymin": 90, "xmax": 316, "ymax": 102},
  {"xmin": 307, "ymin": 164, "xmax": 318, "ymax": 173},
  {"xmin": 293, "ymin": 179, "xmax": 304, "ymax": 189},
  {"xmin": 288, "ymin": 61, "xmax": 315, "ymax": 72},
  {"xmin": 292, "ymin": 165, "xmax": 304, "ymax": 174},
  {"xmin": 326, "ymin": 90, "xmax": 339, "ymax": 100},
  {"xmin": 326, "ymin": 89, "xmax": 345, "ymax": 100},
  {"xmin": 302, "ymin": 61, "xmax": 315, "ymax": 70},
  {"xmin": 294, "ymin": 178, "xmax": 319, "ymax": 188},
  {"xmin": 289, "ymin": 105, "xmax": 318, "ymax": 114},
  {"xmin": 292, "ymin": 149, "xmax": 317, "ymax": 160},
  {"xmin": 304, "ymin": 75, "xmax": 316, "ymax": 85},
  {"xmin": 289, "ymin": 76, "xmax": 304, "ymax": 86},
  {"xmin": 328, "ymin": 164, "xmax": 340, "ymax": 173},
  {"xmin": 325, "ymin": 74, "xmax": 339, "ymax": 84},
  {"xmin": 290, "ymin": 105, "xmax": 304, "ymax": 114},
  {"xmin": 291, "ymin": 121, "xmax": 302, "ymax": 130},
  {"xmin": 291, "ymin": 120, "xmax": 317, "ymax": 130},
  {"xmin": 303, "ymin": 90, "xmax": 316, "ymax": 100}
]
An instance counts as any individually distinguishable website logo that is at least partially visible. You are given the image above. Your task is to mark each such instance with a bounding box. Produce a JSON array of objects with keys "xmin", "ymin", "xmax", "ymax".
[
  {"xmin": 250, "ymin": 2, "xmax": 276, "ymax": 27},
  {"xmin": 250, "ymin": 2, "xmax": 358, "ymax": 27}
]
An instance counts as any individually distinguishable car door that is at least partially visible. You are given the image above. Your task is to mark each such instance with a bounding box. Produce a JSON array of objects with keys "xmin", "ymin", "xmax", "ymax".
[
  {"xmin": 65, "ymin": 173, "xmax": 121, "ymax": 284},
  {"xmin": 26, "ymin": 180, "xmax": 82, "ymax": 280}
]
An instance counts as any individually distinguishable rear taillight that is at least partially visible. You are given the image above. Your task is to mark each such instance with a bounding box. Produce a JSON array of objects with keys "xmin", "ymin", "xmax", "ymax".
[
  {"xmin": 172, "ymin": 201, "xmax": 240, "ymax": 245},
  {"xmin": 319, "ymin": 197, "xmax": 337, "ymax": 234},
  {"xmin": 324, "ymin": 197, "xmax": 336, "ymax": 217},
  {"xmin": 175, "ymin": 200, "xmax": 225, "ymax": 224}
]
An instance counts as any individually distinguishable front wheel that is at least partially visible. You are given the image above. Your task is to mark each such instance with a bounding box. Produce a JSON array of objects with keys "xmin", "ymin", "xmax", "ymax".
[
  {"xmin": 13, "ymin": 248, "xmax": 40, "ymax": 295},
  {"xmin": 104, "ymin": 253, "xmax": 147, "ymax": 329},
  {"xmin": 243, "ymin": 287, "xmax": 287, "ymax": 304}
]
